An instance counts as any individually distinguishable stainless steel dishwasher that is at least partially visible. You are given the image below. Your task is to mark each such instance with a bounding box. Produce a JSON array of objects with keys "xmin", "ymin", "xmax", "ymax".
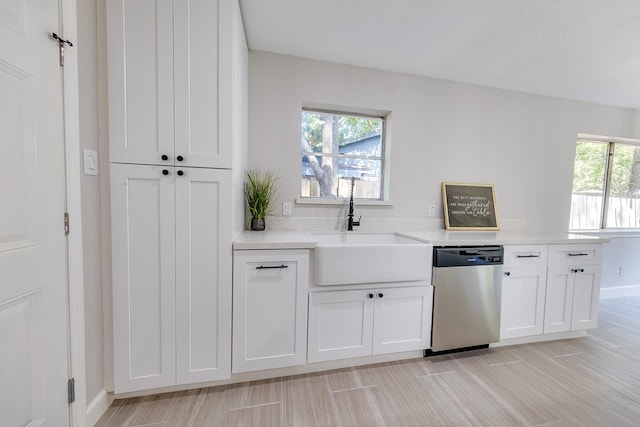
[{"xmin": 429, "ymin": 246, "xmax": 504, "ymax": 353}]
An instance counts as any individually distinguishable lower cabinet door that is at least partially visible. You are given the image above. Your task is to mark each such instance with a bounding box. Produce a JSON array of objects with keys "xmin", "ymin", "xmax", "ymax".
[
  {"xmin": 571, "ymin": 265, "xmax": 601, "ymax": 331},
  {"xmin": 500, "ymin": 267, "xmax": 546, "ymax": 339},
  {"xmin": 232, "ymin": 250, "xmax": 309, "ymax": 373},
  {"xmin": 111, "ymin": 164, "xmax": 177, "ymax": 393},
  {"xmin": 308, "ymin": 290, "xmax": 375, "ymax": 363},
  {"xmin": 372, "ymin": 286, "xmax": 433, "ymax": 354},
  {"xmin": 175, "ymin": 168, "xmax": 232, "ymax": 384},
  {"xmin": 544, "ymin": 266, "xmax": 574, "ymax": 334}
]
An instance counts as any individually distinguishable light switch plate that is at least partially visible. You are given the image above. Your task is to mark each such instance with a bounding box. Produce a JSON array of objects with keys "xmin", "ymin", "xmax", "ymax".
[{"xmin": 83, "ymin": 149, "xmax": 98, "ymax": 176}]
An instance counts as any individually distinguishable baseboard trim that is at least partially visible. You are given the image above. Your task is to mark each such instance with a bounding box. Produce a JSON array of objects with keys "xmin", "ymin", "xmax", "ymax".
[
  {"xmin": 112, "ymin": 350, "xmax": 424, "ymax": 399},
  {"xmin": 600, "ymin": 285, "xmax": 640, "ymax": 299},
  {"xmin": 86, "ymin": 389, "xmax": 113, "ymax": 427},
  {"xmin": 492, "ymin": 330, "xmax": 586, "ymax": 347}
]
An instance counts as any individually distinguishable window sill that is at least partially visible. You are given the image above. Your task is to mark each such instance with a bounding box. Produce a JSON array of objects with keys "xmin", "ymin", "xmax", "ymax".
[
  {"xmin": 295, "ymin": 198, "xmax": 394, "ymax": 207},
  {"xmin": 570, "ymin": 229, "xmax": 640, "ymax": 238}
]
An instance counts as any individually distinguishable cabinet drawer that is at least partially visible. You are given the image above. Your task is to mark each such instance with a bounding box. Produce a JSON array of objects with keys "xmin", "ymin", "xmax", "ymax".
[
  {"xmin": 548, "ymin": 244, "xmax": 601, "ymax": 266},
  {"xmin": 503, "ymin": 245, "xmax": 548, "ymax": 268}
]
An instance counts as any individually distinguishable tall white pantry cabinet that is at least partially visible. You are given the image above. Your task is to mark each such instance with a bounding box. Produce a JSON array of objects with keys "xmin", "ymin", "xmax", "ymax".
[{"xmin": 107, "ymin": 0, "xmax": 245, "ymax": 393}]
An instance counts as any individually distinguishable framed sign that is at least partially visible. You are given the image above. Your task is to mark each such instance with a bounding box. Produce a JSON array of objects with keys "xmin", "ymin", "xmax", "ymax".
[{"xmin": 442, "ymin": 182, "xmax": 500, "ymax": 230}]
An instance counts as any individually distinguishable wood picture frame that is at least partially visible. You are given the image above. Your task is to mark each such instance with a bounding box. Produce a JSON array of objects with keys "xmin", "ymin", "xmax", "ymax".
[{"xmin": 441, "ymin": 182, "xmax": 500, "ymax": 230}]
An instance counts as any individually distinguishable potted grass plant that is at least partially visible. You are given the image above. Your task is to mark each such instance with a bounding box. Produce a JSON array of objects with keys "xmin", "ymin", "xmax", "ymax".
[{"xmin": 245, "ymin": 169, "xmax": 278, "ymax": 231}]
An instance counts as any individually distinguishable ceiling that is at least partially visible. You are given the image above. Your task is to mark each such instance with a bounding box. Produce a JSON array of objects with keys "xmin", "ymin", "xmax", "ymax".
[{"xmin": 238, "ymin": 0, "xmax": 640, "ymax": 110}]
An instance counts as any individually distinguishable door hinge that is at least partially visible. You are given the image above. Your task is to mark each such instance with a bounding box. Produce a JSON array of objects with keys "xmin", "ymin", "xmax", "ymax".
[
  {"xmin": 67, "ymin": 378, "xmax": 75, "ymax": 404},
  {"xmin": 64, "ymin": 212, "xmax": 70, "ymax": 235}
]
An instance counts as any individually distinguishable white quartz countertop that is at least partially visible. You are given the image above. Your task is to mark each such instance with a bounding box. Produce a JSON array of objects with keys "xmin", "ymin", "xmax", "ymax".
[{"xmin": 233, "ymin": 229, "xmax": 609, "ymax": 250}]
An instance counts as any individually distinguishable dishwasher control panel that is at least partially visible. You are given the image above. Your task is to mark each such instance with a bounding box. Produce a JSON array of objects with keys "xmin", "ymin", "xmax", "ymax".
[{"xmin": 433, "ymin": 246, "xmax": 503, "ymax": 267}]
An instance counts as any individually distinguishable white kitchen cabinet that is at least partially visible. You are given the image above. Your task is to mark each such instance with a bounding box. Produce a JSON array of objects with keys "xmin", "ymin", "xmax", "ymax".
[
  {"xmin": 111, "ymin": 164, "xmax": 232, "ymax": 393},
  {"xmin": 232, "ymin": 250, "xmax": 309, "ymax": 373},
  {"xmin": 544, "ymin": 245, "xmax": 602, "ymax": 334},
  {"xmin": 308, "ymin": 284, "xmax": 432, "ymax": 363},
  {"xmin": 107, "ymin": 0, "xmax": 234, "ymax": 168},
  {"xmin": 545, "ymin": 264, "xmax": 601, "ymax": 333},
  {"xmin": 308, "ymin": 290, "xmax": 374, "ymax": 363},
  {"xmin": 371, "ymin": 286, "xmax": 433, "ymax": 355},
  {"xmin": 500, "ymin": 245, "xmax": 548, "ymax": 339}
]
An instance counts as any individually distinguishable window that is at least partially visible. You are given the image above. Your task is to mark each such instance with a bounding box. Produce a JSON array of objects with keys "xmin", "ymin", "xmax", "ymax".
[
  {"xmin": 570, "ymin": 137, "xmax": 640, "ymax": 229},
  {"xmin": 301, "ymin": 109, "xmax": 384, "ymax": 200}
]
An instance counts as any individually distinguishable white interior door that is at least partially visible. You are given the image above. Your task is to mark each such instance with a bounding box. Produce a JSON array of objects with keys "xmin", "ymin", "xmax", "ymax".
[{"xmin": 0, "ymin": 0, "xmax": 70, "ymax": 425}]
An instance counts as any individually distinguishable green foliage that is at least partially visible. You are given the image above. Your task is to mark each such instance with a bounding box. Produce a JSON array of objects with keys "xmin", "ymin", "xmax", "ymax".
[
  {"xmin": 572, "ymin": 141, "xmax": 606, "ymax": 193},
  {"xmin": 245, "ymin": 169, "xmax": 278, "ymax": 219},
  {"xmin": 301, "ymin": 111, "xmax": 382, "ymax": 150},
  {"xmin": 610, "ymin": 144, "xmax": 640, "ymax": 196},
  {"xmin": 572, "ymin": 141, "xmax": 640, "ymax": 197}
]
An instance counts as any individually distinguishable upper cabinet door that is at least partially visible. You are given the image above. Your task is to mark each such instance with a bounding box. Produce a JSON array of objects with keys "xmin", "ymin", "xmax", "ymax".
[
  {"xmin": 174, "ymin": 0, "xmax": 232, "ymax": 168},
  {"xmin": 108, "ymin": 0, "xmax": 232, "ymax": 168},
  {"xmin": 107, "ymin": 0, "xmax": 175, "ymax": 166}
]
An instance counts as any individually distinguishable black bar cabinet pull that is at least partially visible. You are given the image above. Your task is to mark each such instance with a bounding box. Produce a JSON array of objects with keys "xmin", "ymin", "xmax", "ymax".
[
  {"xmin": 568, "ymin": 253, "xmax": 589, "ymax": 257},
  {"xmin": 516, "ymin": 254, "xmax": 540, "ymax": 258},
  {"xmin": 256, "ymin": 264, "xmax": 288, "ymax": 270}
]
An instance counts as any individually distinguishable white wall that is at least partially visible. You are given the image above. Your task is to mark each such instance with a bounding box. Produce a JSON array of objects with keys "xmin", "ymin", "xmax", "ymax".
[
  {"xmin": 77, "ymin": 0, "xmax": 104, "ymax": 406},
  {"xmin": 601, "ymin": 236, "xmax": 640, "ymax": 290},
  {"xmin": 248, "ymin": 51, "xmax": 640, "ymax": 234}
]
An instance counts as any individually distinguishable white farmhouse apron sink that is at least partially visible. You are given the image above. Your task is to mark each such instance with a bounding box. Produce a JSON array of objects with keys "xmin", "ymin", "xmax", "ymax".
[{"xmin": 312, "ymin": 233, "xmax": 432, "ymax": 285}]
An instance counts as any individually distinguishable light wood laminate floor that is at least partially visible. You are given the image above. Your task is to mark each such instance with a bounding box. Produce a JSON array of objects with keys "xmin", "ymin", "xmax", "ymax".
[{"xmin": 96, "ymin": 296, "xmax": 640, "ymax": 426}]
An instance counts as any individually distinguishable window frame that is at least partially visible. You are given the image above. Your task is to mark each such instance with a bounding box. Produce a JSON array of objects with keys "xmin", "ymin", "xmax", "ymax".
[
  {"xmin": 300, "ymin": 107, "xmax": 388, "ymax": 201},
  {"xmin": 570, "ymin": 134, "xmax": 640, "ymax": 231}
]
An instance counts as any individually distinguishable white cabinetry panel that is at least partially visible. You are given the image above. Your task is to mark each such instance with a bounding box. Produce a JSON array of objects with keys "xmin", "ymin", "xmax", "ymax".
[
  {"xmin": 111, "ymin": 164, "xmax": 176, "ymax": 392},
  {"xmin": 112, "ymin": 164, "xmax": 231, "ymax": 392},
  {"xmin": 107, "ymin": 0, "xmax": 174, "ymax": 165},
  {"xmin": 544, "ymin": 245, "xmax": 602, "ymax": 334},
  {"xmin": 501, "ymin": 267, "xmax": 546, "ymax": 339},
  {"xmin": 176, "ymin": 168, "xmax": 231, "ymax": 384},
  {"xmin": 308, "ymin": 283, "xmax": 432, "ymax": 363},
  {"xmin": 107, "ymin": 0, "xmax": 231, "ymax": 168},
  {"xmin": 174, "ymin": 0, "xmax": 229, "ymax": 167},
  {"xmin": 108, "ymin": 0, "xmax": 243, "ymax": 393},
  {"xmin": 372, "ymin": 286, "xmax": 432, "ymax": 354},
  {"xmin": 544, "ymin": 266, "xmax": 574, "ymax": 333},
  {"xmin": 233, "ymin": 250, "xmax": 309, "ymax": 373},
  {"xmin": 500, "ymin": 245, "xmax": 548, "ymax": 340},
  {"xmin": 308, "ymin": 290, "xmax": 374, "ymax": 363},
  {"xmin": 571, "ymin": 264, "xmax": 600, "ymax": 330}
]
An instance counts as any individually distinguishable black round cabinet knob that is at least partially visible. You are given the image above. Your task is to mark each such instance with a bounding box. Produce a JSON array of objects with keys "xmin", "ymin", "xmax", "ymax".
[
  {"xmin": 162, "ymin": 169, "xmax": 169, "ymax": 176},
  {"xmin": 177, "ymin": 155, "xmax": 184, "ymax": 162},
  {"xmin": 161, "ymin": 154, "xmax": 168, "ymax": 161},
  {"xmin": 504, "ymin": 271, "xmax": 511, "ymax": 276},
  {"xmin": 378, "ymin": 293, "xmax": 384, "ymax": 298},
  {"xmin": 368, "ymin": 293, "xmax": 374, "ymax": 299},
  {"xmin": 177, "ymin": 170, "xmax": 184, "ymax": 176}
]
